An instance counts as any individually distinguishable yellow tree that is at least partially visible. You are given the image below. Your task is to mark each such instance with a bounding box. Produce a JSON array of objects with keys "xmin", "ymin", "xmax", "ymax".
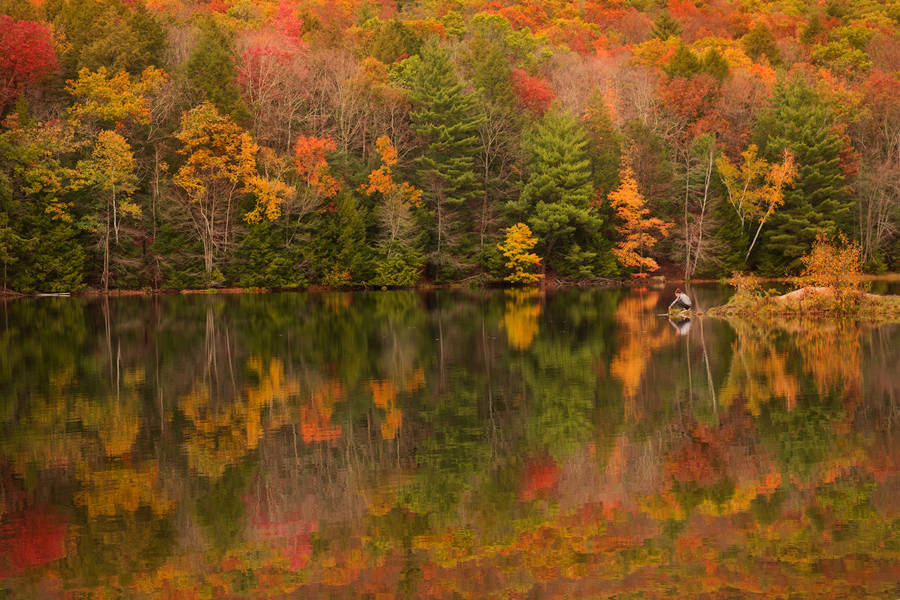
[
  {"xmin": 609, "ymin": 160, "xmax": 672, "ymax": 277},
  {"xmin": 173, "ymin": 102, "xmax": 260, "ymax": 278},
  {"xmin": 497, "ymin": 222, "xmax": 543, "ymax": 284},
  {"xmin": 66, "ymin": 66, "xmax": 167, "ymax": 129},
  {"xmin": 75, "ymin": 130, "xmax": 139, "ymax": 291},
  {"xmin": 716, "ymin": 145, "xmax": 797, "ymax": 263}
]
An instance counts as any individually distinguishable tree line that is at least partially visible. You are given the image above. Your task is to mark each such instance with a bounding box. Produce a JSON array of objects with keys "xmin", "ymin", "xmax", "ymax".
[{"xmin": 0, "ymin": 0, "xmax": 898, "ymax": 292}]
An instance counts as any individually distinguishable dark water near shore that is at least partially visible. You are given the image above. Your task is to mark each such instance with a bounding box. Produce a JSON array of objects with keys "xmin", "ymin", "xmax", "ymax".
[{"xmin": 1, "ymin": 286, "xmax": 898, "ymax": 599}]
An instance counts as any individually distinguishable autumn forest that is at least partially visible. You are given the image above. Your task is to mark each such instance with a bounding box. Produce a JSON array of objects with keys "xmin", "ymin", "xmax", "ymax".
[{"xmin": 1, "ymin": 0, "xmax": 898, "ymax": 292}]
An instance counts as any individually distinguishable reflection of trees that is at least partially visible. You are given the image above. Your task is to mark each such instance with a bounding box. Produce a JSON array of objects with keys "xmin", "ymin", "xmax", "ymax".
[
  {"xmin": 501, "ymin": 288, "xmax": 542, "ymax": 350},
  {"xmin": 74, "ymin": 463, "xmax": 172, "ymax": 518},
  {"xmin": 720, "ymin": 321, "xmax": 799, "ymax": 414},
  {"xmin": 721, "ymin": 318, "xmax": 865, "ymax": 415},
  {"xmin": 609, "ymin": 291, "xmax": 673, "ymax": 422},
  {"xmin": 300, "ymin": 378, "xmax": 343, "ymax": 443},
  {"xmin": 1, "ymin": 291, "xmax": 899, "ymax": 598},
  {"xmin": 179, "ymin": 357, "xmax": 299, "ymax": 479},
  {"xmin": 795, "ymin": 321, "xmax": 860, "ymax": 403},
  {"xmin": 520, "ymin": 335, "xmax": 597, "ymax": 458}
]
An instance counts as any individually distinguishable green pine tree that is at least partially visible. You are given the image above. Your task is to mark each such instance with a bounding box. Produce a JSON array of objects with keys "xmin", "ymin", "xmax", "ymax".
[
  {"xmin": 464, "ymin": 34, "xmax": 523, "ymax": 272},
  {"xmin": 742, "ymin": 23, "xmax": 782, "ymax": 65},
  {"xmin": 700, "ymin": 48, "xmax": 730, "ymax": 81},
  {"xmin": 511, "ymin": 108, "xmax": 607, "ymax": 279},
  {"xmin": 367, "ymin": 18, "xmax": 423, "ymax": 64},
  {"xmin": 407, "ymin": 41, "xmax": 484, "ymax": 282},
  {"xmin": 181, "ymin": 16, "xmax": 249, "ymax": 122},
  {"xmin": 665, "ymin": 43, "xmax": 702, "ymax": 79},
  {"xmin": 583, "ymin": 91, "xmax": 621, "ymax": 201},
  {"xmin": 752, "ymin": 77, "xmax": 853, "ymax": 274},
  {"xmin": 652, "ymin": 12, "xmax": 682, "ymax": 41},
  {"xmin": 309, "ymin": 192, "xmax": 371, "ymax": 286}
]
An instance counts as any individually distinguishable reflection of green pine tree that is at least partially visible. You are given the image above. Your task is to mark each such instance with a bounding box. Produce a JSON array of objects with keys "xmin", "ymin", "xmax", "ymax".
[
  {"xmin": 401, "ymin": 384, "xmax": 487, "ymax": 520},
  {"xmin": 760, "ymin": 395, "xmax": 841, "ymax": 479},
  {"xmin": 195, "ymin": 462, "xmax": 256, "ymax": 557},
  {"xmin": 752, "ymin": 77, "xmax": 852, "ymax": 275},
  {"xmin": 520, "ymin": 336, "xmax": 598, "ymax": 458}
]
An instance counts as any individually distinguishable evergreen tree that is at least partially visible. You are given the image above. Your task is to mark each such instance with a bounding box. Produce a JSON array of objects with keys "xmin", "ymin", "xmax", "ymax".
[
  {"xmin": 309, "ymin": 192, "xmax": 370, "ymax": 286},
  {"xmin": 583, "ymin": 92, "xmax": 621, "ymax": 274},
  {"xmin": 511, "ymin": 108, "xmax": 606, "ymax": 278},
  {"xmin": 652, "ymin": 12, "xmax": 682, "ymax": 41},
  {"xmin": 583, "ymin": 92, "xmax": 621, "ymax": 201},
  {"xmin": 232, "ymin": 224, "xmax": 307, "ymax": 289},
  {"xmin": 367, "ymin": 18, "xmax": 422, "ymax": 64},
  {"xmin": 407, "ymin": 42, "xmax": 484, "ymax": 282},
  {"xmin": 181, "ymin": 17, "xmax": 248, "ymax": 122},
  {"xmin": 712, "ymin": 196, "xmax": 750, "ymax": 274},
  {"xmin": 752, "ymin": 77, "xmax": 854, "ymax": 274},
  {"xmin": 46, "ymin": 0, "xmax": 163, "ymax": 76},
  {"xmin": 0, "ymin": 123, "xmax": 86, "ymax": 292},
  {"xmin": 0, "ymin": 0, "xmax": 36, "ymax": 21},
  {"xmin": 742, "ymin": 23, "xmax": 782, "ymax": 65},
  {"xmin": 665, "ymin": 44, "xmax": 702, "ymax": 79},
  {"xmin": 701, "ymin": 48, "xmax": 730, "ymax": 81},
  {"xmin": 465, "ymin": 34, "xmax": 522, "ymax": 272}
]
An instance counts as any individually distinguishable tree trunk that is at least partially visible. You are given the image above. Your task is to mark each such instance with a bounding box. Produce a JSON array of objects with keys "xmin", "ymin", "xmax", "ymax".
[{"xmin": 104, "ymin": 201, "xmax": 111, "ymax": 292}]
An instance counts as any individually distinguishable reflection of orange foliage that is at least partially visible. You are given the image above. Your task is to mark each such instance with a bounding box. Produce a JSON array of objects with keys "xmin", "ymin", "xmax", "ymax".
[
  {"xmin": 609, "ymin": 292, "xmax": 671, "ymax": 420},
  {"xmin": 757, "ymin": 468, "xmax": 782, "ymax": 495},
  {"xmin": 720, "ymin": 322, "xmax": 798, "ymax": 415},
  {"xmin": 370, "ymin": 379, "xmax": 395, "ymax": 409},
  {"xmin": 403, "ymin": 367, "xmax": 425, "ymax": 394},
  {"xmin": 301, "ymin": 380, "xmax": 344, "ymax": 443},
  {"xmin": 519, "ymin": 457, "xmax": 560, "ymax": 501},
  {"xmin": 796, "ymin": 323, "xmax": 860, "ymax": 404},
  {"xmin": 667, "ymin": 438, "xmax": 722, "ymax": 487},
  {"xmin": 369, "ymin": 379, "xmax": 402, "ymax": 440},
  {"xmin": 502, "ymin": 289, "xmax": 542, "ymax": 350},
  {"xmin": 724, "ymin": 319, "xmax": 861, "ymax": 417},
  {"xmin": 245, "ymin": 357, "xmax": 301, "ymax": 447}
]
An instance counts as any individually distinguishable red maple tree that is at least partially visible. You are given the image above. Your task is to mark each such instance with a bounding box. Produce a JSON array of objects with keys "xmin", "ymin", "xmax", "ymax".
[
  {"xmin": 511, "ymin": 68, "xmax": 555, "ymax": 115},
  {"xmin": 0, "ymin": 16, "xmax": 57, "ymax": 112}
]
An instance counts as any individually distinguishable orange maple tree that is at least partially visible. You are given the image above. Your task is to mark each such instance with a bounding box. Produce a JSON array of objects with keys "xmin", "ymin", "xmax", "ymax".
[
  {"xmin": 608, "ymin": 156, "xmax": 672, "ymax": 277},
  {"xmin": 294, "ymin": 135, "xmax": 341, "ymax": 198}
]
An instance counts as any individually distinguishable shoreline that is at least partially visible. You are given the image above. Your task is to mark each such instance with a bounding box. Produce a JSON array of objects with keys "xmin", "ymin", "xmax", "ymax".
[{"xmin": 2, "ymin": 273, "xmax": 898, "ymax": 299}]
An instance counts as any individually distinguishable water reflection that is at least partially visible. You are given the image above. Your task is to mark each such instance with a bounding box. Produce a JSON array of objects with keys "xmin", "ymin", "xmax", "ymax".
[{"xmin": 0, "ymin": 288, "xmax": 898, "ymax": 598}]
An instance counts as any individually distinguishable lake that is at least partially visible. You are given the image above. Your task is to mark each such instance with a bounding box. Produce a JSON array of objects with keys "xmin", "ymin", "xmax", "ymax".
[{"xmin": 1, "ymin": 286, "xmax": 898, "ymax": 598}]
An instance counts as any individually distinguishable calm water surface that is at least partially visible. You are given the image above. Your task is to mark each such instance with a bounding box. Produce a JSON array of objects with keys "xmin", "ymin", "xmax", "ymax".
[{"xmin": 1, "ymin": 286, "xmax": 898, "ymax": 599}]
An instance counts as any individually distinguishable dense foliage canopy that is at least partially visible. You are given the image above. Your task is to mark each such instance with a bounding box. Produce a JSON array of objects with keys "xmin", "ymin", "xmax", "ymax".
[{"xmin": 1, "ymin": 0, "xmax": 899, "ymax": 291}]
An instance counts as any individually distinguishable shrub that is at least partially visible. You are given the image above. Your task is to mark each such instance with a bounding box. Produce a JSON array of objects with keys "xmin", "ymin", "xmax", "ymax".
[
  {"xmin": 728, "ymin": 271, "xmax": 762, "ymax": 300},
  {"xmin": 799, "ymin": 233, "xmax": 861, "ymax": 293}
]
